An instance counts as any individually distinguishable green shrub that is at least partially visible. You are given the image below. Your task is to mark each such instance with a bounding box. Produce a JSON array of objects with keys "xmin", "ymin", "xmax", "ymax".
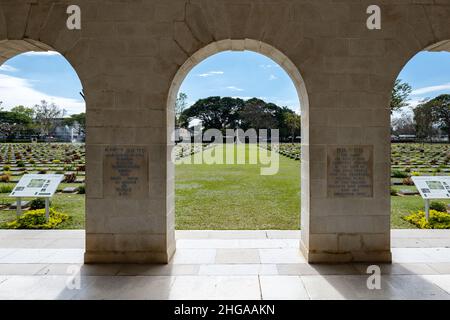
[
  {"xmin": 430, "ymin": 201, "xmax": 447, "ymax": 213},
  {"xmin": 52, "ymin": 159, "xmax": 61, "ymax": 164},
  {"xmin": 77, "ymin": 185, "xmax": 85, "ymax": 194},
  {"xmin": 403, "ymin": 210, "xmax": 450, "ymax": 229},
  {"xmin": 3, "ymin": 165, "xmax": 10, "ymax": 171},
  {"xmin": 0, "ymin": 185, "xmax": 13, "ymax": 193},
  {"xmin": 390, "ymin": 187, "xmax": 398, "ymax": 196},
  {"xmin": 29, "ymin": 198, "xmax": 52, "ymax": 210},
  {"xmin": 5, "ymin": 208, "xmax": 69, "ymax": 229},
  {"xmin": 17, "ymin": 161, "xmax": 25, "ymax": 168},
  {"xmin": 392, "ymin": 170, "xmax": 408, "ymax": 178}
]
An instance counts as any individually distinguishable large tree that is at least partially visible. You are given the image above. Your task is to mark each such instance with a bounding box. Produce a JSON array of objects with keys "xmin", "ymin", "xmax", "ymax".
[
  {"xmin": 391, "ymin": 112, "xmax": 416, "ymax": 136},
  {"xmin": 284, "ymin": 112, "xmax": 301, "ymax": 142},
  {"xmin": 414, "ymin": 99, "xmax": 435, "ymax": 141},
  {"xmin": 238, "ymin": 98, "xmax": 278, "ymax": 131},
  {"xmin": 64, "ymin": 112, "xmax": 86, "ymax": 136},
  {"xmin": 175, "ymin": 92, "xmax": 188, "ymax": 128},
  {"xmin": 10, "ymin": 105, "xmax": 35, "ymax": 120},
  {"xmin": 33, "ymin": 100, "xmax": 63, "ymax": 137},
  {"xmin": 430, "ymin": 94, "xmax": 450, "ymax": 140},
  {"xmin": 179, "ymin": 96, "xmax": 244, "ymax": 131},
  {"xmin": 391, "ymin": 79, "xmax": 412, "ymax": 114}
]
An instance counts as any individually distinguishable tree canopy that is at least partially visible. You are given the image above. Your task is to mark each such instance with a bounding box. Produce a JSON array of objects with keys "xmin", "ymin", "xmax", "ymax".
[
  {"xmin": 179, "ymin": 96, "xmax": 300, "ymax": 140},
  {"xmin": 390, "ymin": 79, "xmax": 412, "ymax": 114}
]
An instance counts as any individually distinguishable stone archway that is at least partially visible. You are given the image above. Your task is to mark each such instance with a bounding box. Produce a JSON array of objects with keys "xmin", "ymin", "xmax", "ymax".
[{"xmin": 166, "ymin": 39, "xmax": 310, "ymax": 261}]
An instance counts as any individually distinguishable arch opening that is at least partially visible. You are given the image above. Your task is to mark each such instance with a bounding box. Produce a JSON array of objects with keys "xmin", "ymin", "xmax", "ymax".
[
  {"xmin": 166, "ymin": 39, "xmax": 310, "ymax": 238},
  {"xmin": 0, "ymin": 40, "xmax": 86, "ymax": 243},
  {"xmin": 390, "ymin": 42, "xmax": 450, "ymax": 233}
]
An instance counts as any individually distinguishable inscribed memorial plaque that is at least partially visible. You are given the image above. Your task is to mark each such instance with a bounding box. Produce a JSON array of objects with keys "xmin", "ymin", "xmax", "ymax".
[
  {"xmin": 327, "ymin": 145, "xmax": 373, "ymax": 198},
  {"xmin": 103, "ymin": 146, "xmax": 148, "ymax": 198}
]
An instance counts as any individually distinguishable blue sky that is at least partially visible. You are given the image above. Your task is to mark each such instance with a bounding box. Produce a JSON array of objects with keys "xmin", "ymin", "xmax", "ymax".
[
  {"xmin": 0, "ymin": 51, "xmax": 84, "ymax": 115},
  {"xmin": 397, "ymin": 51, "xmax": 450, "ymax": 109},
  {"xmin": 179, "ymin": 51, "xmax": 300, "ymax": 112},
  {"xmin": 0, "ymin": 50, "xmax": 449, "ymax": 116}
]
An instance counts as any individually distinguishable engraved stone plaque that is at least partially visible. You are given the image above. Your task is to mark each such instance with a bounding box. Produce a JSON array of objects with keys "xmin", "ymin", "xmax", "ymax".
[
  {"xmin": 103, "ymin": 146, "xmax": 148, "ymax": 198},
  {"xmin": 327, "ymin": 145, "xmax": 373, "ymax": 198}
]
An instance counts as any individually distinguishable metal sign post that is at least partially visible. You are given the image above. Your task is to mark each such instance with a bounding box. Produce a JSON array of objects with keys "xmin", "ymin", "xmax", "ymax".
[
  {"xmin": 45, "ymin": 198, "xmax": 50, "ymax": 221},
  {"xmin": 16, "ymin": 197, "xmax": 22, "ymax": 217},
  {"xmin": 425, "ymin": 198, "xmax": 430, "ymax": 221}
]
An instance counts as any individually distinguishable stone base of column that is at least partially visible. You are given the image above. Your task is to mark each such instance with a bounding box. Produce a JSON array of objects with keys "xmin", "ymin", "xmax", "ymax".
[
  {"xmin": 300, "ymin": 241, "xmax": 392, "ymax": 264},
  {"xmin": 84, "ymin": 248, "xmax": 176, "ymax": 264}
]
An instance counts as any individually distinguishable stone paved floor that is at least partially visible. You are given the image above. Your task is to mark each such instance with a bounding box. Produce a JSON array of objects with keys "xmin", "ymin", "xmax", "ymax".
[{"xmin": 0, "ymin": 230, "xmax": 450, "ymax": 299}]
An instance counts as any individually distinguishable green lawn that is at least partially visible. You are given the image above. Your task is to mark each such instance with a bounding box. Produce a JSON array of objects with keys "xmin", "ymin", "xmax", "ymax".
[
  {"xmin": 0, "ymin": 143, "xmax": 446, "ymax": 230},
  {"xmin": 175, "ymin": 144, "xmax": 300, "ymax": 229},
  {"xmin": 0, "ymin": 183, "xmax": 85, "ymax": 229}
]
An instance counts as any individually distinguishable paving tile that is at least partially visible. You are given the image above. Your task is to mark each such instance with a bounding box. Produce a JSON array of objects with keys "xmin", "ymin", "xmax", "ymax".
[
  {"xmin": 391, "ymin": 248, "xmax": 435, "ymax": 263},
  {"xmin": 199, "ymin": 264, "xmax": 277, "ymax": 276},
  {"xmin": 0, "ymin": 249, "xmax": 55, "ymax": 263},
  {"xmin": 259, "ymin": 249, "xmax": 306, "ymax": 264},
  {"xmin": 260, "ymin": 276, "xmax": 309, "ymax": 300},
  {"xmin": 427, "ymin": 262, "xmax": 450, "ymax": 274},
  {"xmin": 36, "ymin": 264, "xmax": 122, "ymax": 276},
  {"xmin": 72, "ymin": 276, "xmax": 175, "ymax": 300},
  {"xmin": 301, "ymin": 275, "xmax": 409, "ymax": 300},
  {"xmin": 117, "ymin": 264, "xmax": 199, "ymax": 276},
  {"xmin": 169, "ymin": 276, "xmax": 261, "ymax": 300},
  {"xmin": 177, "ymin": 239, "xmax": 240, "ymax": 249},
  {"xmin": 215, "ymin": 249, "xmax": 260, "ymax": 264},
  {"xmin": 266, "ymin": 230, "xmax": 301, "ymax": 239},
  {"xmin": 353, "ymin": 263, "xmax": 439, "ymax": 275},
  {"xmin": 421, "ymin": 275, "xmax": 450, "ymax": 295},
  {"xmin": 0, "ymin": 263, "xmax": 48, "ymax": 275},
  {"xmin": 171, "ymin": 249, "xmax": 216, "ymax": 264},
  {"xmin": 385, "ymin": 275, "xmax": 450, "ymax": 299},
  {"xmin": 277, "ymin": 264, "xmax": 359, "ymax": 276},
  {"xmin": 206, "ymin": 231, "xmax": 267, "ymax": 239},
  {"xmin": 0, "ymin": 249, "xmax": 15, "ymax": 259},
  {"xmin": 391, "ymin": 238, "xmax": 428, "ymax": 248}
]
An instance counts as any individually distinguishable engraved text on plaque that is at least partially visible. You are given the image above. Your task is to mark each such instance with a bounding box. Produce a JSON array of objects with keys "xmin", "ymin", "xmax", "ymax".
[
  {"xmin": 103, "ymin": 146, "xmax": 148, "ymax": 198},
  {"xmin": 327, "ymin": 145, "xmax": 373, "ymax": 198}
]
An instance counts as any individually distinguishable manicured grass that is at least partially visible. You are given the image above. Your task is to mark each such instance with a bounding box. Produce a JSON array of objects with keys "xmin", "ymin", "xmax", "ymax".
[
  {"xmin": 0, "ymin": 184, "xmax": 85, "ymax": 229},
  {"xmin": 175, "ymin": 144, "xmax": 300, "ymax": 230},
  {"xmin": 0, "ymin": 142, "xmax": 448, "ymax": 230}
]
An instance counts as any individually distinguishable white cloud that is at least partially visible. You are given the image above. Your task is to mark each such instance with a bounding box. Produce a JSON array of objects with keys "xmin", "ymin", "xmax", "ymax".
[
  {"xmin": 411, "ymin": 83, "xmax": 450, "ymax": 96},
  {"xmin": 259, "ymin": 64, "xmax": 279, "ymax": 69},
  {"xmin": 0, "ymin": 65, "xmax": 18, "ymax": 72},
  {"xmin": 232, "ymin": 96, "xmax": 253, "ymax": 100},
  {"xmin": 269, "ymin": 74, "xmax": 278, "ymax": 81},
  {"xmin": 0, "ymin": 74, "xmax": 85, "ymax": 115},
  {"xmin": 225, "ymin": 86, "xmax": 244, "ymax": 92},
  {"xmin": 22, "ymin": 51, "xmax": 61, "ymax": 56},
  {"xmin": 197, "ymin": 70, "xmax": 224, "ymax": 77}
]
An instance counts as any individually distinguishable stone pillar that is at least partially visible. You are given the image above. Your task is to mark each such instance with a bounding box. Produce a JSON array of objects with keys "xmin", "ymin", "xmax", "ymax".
[
  {"xmin": 84, "ymin": 78, "xmax": 176, "ymax": 264},
  {"xmin": 299, "ymin": 68, "xmax": 392, "ymax": 263}
]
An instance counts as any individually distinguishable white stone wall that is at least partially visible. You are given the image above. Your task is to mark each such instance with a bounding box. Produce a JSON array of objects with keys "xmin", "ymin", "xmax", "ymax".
[{"xmin": 0, "ymin": 0, "xmax": 449, "ymax": 263}]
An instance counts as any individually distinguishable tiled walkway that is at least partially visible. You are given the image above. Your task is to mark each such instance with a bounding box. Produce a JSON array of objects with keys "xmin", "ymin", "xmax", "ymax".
[{"xmin": 0, "ymin": 230, "xmax": 450, "ymax": 299}]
